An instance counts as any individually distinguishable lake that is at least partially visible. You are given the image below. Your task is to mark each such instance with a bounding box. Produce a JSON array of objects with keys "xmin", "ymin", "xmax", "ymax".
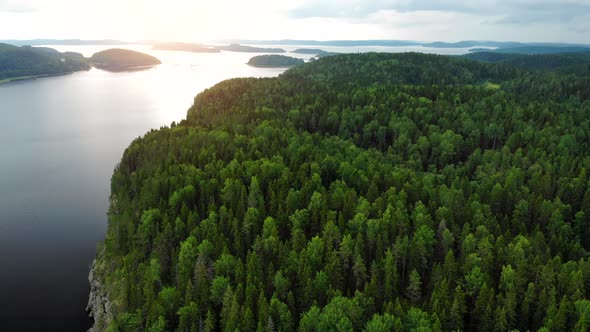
[{"xmin": 0, "ymin": 43, "xmax": 475, "ymax": 331}]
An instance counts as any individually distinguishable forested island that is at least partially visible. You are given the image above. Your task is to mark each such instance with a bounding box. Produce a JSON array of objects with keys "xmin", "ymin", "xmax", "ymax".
[
  {"xmin": 293, "ymin": 48, "xmax": 340, "ymax": 60},
  {"xmin": 152, "ymin": 42, "xmax": 220, "ymax": 53},
  {"xmin": 0, "ymin": 45, "xmax": 161, "ymax": 81},
  {"xmin": 247, "ymin": 55, "xmax": 304, "ymax": 68},
  {"xmin": 292, "ymin": 48, "xmax": 329, "ymax": 55},
  {"xmin": 88, "ymin": 51, "xmax": 590, "ymax": 331},
  {"xmin": 90, "ymin": 49, "xmax": 161, "ymax": 71},
  {"xmin": 0, "ymin": 43, "xmax": 89, "ymax": 82}
]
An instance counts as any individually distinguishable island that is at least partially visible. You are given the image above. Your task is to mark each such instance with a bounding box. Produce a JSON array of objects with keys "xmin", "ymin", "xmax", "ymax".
[
  {"xmin": 90, "ymin": 48, "xmax": 161, "ymax": 71},
  {"xmin": 292, "ymin": 48, "xmax": 330, "ymax": 54},
  {"xmin": 0, "ymin": 45, "xmax": 163, "ymax": 83},
  {"xmin": 293, "ymin": 48, "xmax": 340, "ymax": 59},
  {"xmin": 247, "ymin": 54, "xmax": 304, "ymax": 68},
  {"xmin": 468, "ymin": 47, "xmax": 495, "ymax": 53},
  {"xmin": 216, "ymin": 43, "xmax": 286, "ymax": 53},
  {"xmin": 0, "ymin": 43, "xmax": 90, "ymax": 83},
  {"xmin": 152, "ymin": 42, "xmax": 219, "ymax": 53}
]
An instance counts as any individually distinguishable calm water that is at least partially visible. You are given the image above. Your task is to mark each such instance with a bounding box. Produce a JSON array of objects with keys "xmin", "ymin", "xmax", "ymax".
[{"xmin": 0, "ymin": 44, "xmax": 476, "ymax": 331}]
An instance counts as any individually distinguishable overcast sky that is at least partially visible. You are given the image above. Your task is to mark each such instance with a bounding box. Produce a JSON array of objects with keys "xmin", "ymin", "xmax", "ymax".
[{"xmin": 0, "ymin": 0, "xmax": 589, "ymax": 43}]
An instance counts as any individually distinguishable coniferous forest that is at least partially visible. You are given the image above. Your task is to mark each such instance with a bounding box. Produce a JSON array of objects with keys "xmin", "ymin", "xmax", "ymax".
[{"xmin": 95, "ymin": 52, "xmax": 590, "ymax": 331}]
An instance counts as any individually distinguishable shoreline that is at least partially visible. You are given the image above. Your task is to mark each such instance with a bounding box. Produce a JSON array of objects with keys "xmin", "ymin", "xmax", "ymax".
[
  {"xmin": 0, "ymin": 71, "xmax": 79, "ymax": 85},
  {"xmin": 92, "ymin": 63, "xmax": 159, "ymax": 72}
]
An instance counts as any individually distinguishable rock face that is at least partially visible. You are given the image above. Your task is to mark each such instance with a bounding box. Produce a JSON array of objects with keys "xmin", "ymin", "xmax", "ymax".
[{"xmin": 87, "ymin": 257, "xmax": 112, "ymax": 332}]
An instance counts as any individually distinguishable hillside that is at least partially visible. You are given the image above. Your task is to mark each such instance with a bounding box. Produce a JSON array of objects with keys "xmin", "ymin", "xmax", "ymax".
[
  {"xmin": 489, "ymin": 46, "xmax": 590, "ymax": 54},
  {"xmin": 91, "ymin": 52, "xmax": 590, "ymax": 331},
  {"xmin": 247, "ymin": 55, "xmax": 304, "ymax": 68},
  {"xmin": 0, "ymin": 43, "xmax": 90, "ymax": 81},
  {"xmin": 90, "ymin": 49, "xmax": 161, "ymax": 71}
]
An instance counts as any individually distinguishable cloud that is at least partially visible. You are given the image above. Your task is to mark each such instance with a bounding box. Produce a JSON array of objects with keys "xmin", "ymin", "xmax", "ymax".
[
  {"xmin": 0, "ymin": 0, "xmax": 38, "ymax": 13},
  {"xmin": 289, "ymin": 0, "xmax": 590, "ymax": 24}
]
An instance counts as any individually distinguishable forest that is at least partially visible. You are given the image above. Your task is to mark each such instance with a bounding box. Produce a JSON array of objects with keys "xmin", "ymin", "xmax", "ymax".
[
  {"xmin": 0, "ymin": 43, "xmax": 89, "ymax": 81},
  {"xmin": 463, "ymin": 51, "xmax": 590, "ymax": 74},
  {"xmin": 94, "ymin": 52, "xmax": 590, "ymax": 331},
  {"xmin": 0, "ymin": 44, "xmax": 162, "ymax": 80},
  {"xmin": 90, "ymin": 49, "xmax": 161, "ymax": 71},
  {"xmin": 247, "ymin": 55, "xmax": 304, "ymax": 68}
]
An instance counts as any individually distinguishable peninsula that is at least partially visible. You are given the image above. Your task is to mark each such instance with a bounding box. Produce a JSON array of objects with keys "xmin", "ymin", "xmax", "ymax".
[
  {"xmin": 247, "ymin": 54, "xmax": 304, "ymax": 67},
  {"xmin": 0, "ymin": 43, "xmax": 89, "ymax": 83}
]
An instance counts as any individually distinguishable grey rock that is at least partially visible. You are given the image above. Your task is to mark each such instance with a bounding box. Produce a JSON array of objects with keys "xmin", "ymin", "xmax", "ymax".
[{"xmin": 86, "ymin": 257, "xmax": 112, "ymax": 332}]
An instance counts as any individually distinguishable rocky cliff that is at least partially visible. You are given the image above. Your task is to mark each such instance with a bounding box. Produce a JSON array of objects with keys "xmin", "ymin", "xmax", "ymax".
[{"xmin": 86, "ymin": 256, "xmax": 112, "ymax": 332}]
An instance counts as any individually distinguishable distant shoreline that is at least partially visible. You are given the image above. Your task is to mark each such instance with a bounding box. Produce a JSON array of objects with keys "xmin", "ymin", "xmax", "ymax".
[
  {"xmin": 91, "ymin": 64, "xmax": 159, "ymax": 72},
  {"xmin": 0, "ymin": 71, "xmax": 78, "ymax": 85}
]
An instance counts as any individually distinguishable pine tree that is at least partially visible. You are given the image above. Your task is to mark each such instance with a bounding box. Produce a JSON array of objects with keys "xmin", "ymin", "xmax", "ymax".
[{"xmin": 406, "ymin": 269, "xmax": 422, "ymax": 305}]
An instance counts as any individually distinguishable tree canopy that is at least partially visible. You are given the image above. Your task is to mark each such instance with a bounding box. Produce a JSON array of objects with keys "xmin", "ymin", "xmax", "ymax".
[
  {"xmin": 247, "ymin": 55, "xmax": 304, "ymax": 68},
  {"xmin": 0, "ymin": 43, "xmax": 89, "ymax": 80},
  {"xmin": 90, "ymin": 49, "xmax": 161, "ymax": 71},
  {"xmin": 95, "ymin": 52, "xmax": 590, "ymax": 331}
]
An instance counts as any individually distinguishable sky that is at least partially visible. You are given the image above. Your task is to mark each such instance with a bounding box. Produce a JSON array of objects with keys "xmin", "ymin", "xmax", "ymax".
[{"xmin": 0, "ymin": 0, "xmax": 589, "ymax": 43}]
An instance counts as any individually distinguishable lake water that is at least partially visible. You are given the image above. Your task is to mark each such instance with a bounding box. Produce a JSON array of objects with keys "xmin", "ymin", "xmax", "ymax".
[{"xmin": 0, "ymin": 43, "xmax": 475, "ymax": 331}]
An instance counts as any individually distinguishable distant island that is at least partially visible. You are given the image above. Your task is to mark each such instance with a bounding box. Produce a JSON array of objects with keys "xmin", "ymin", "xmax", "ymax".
[
  {"xmin": 292, "ymin": 48, "xmax": 330, "ymax": 54},
  {"xmin": 247, "ymin": 54, "xmax": 304, "ymax": 68},
  {"xmin": 468, "ymin": 48, "xmax": 495, "ymax": 53},
  {"xmin": 292, "ymin": 48, "xmax": 339, "ymax": 58},
  {"xmin": 217, "ymin": 44, "xmax": 286, "ymax": 53},
  {"xmin": 0, "ymin": 45, "xmax": 162, "ymax": 83},
  {"xmin": 152, "ymin": 42, "xmax": 219, "ymax": 53},
  {"xmin": 0, "ymin": 43, "xmax": 90, "ymax": 83},
  {"xmin": 90, "ymin": 49, "xmax": 161, "ymax": 71}
]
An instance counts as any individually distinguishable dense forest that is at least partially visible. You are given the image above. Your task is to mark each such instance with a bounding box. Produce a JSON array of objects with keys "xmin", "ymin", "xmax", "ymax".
[
  {"xmin": 93, "ymin": 52, "xmax": 590, "ymax": 331},
  {"xmin": 247, "ymin": 55, "xmax": 304, "ymax": 68},
  {"xmin": 464, "ymin": 51, "xmax": 590, "ymax": 74},
  {"xmin": 0, "ymin": 43, "xmax": 89, "ymax": 81}
]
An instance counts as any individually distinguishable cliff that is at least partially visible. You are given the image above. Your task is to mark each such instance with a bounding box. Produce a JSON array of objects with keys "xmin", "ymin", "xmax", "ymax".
[{"xmin": 86, "ymin": 255, "xmax": 112, "ymax": 332}]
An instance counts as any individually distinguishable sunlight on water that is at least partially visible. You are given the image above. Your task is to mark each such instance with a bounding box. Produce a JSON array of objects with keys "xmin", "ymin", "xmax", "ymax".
[{"xmin": 44, "ymin": 44, "xmax": 288, "ymax": 126}]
